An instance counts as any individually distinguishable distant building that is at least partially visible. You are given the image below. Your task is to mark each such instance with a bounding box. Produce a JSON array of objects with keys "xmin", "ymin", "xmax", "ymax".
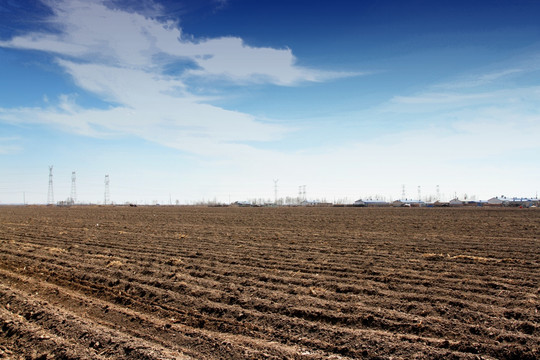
[
  {"xmin": 364, "ymin": 200, "xmax": 390, "ymax": 207},
  {"xmin": 449, "ymin": 198, "xmax": 464, "ymax": 207},
  {"xmin": 313, "ymin": 202, "xmax": 333, "ymax": 207},
  {"xmin": 57, "ymin": 198, "xmax": 75, "ymax": 207},
  {"xmin": 464, "ymin": 200, "xmax": 484, "ymax": 207},
  {"xmin": 353, "ymin": 199, "xmax": 390, "ymax": 207},
  {"xmin": 507, "ymin": 197, "xmax": 536, "ymax": 208},
  {"xmin": 487, "ymin": 197, "xmax": 504, "ymax": 206},
  {"xmin": 231, "ymin": 201, "xmax": 252, "ymax": 207},
  {"xmin": 433, "ymin": 201, "xmax": 449, "ymax": 207},
  {"xmin": 353, "ymin": 199, "xmax": 365, "ymax": 207},
  {"xmin": 392, "ymin": 200, "xmax": 425, "ymax": 207}
]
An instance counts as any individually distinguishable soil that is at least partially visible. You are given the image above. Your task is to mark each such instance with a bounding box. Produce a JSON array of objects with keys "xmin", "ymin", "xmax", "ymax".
[{"xmin": 0, "ymin": 206, "xmax": 538, "ymax": 359}]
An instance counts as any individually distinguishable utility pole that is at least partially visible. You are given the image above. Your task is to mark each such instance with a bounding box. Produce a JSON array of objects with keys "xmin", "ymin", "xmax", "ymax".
[
  {"xmin": 70, "ymin": 171, "xmax": 77, "ymax": 204},
  {"xmin": 47, "ymin": 166, "xmax": 54, "ymax": 205},
  {"xmin": 104, "ymin": 175, "xmax": 110, "ymax": 205},
  {"xmin": 273, "ymin": 179, "xmax": 279, "ymax": 205}
]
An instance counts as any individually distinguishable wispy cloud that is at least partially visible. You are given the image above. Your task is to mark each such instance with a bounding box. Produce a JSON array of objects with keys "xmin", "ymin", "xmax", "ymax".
[
  {"xmin": 385, "ymin": 86, "xmax": 540, "ymax": 116},
  {"xmin": 0, "ymin": 86, "xmax": 288, "ymax": 156},
  {"xmin": 391, "ymin": 92, "xmax": 492, "ymax": 105},
  {"xmin": 0, "ymin": 0, "xmax": 349, "ymax": 84},
  {"xmin": 433, "ymin": 52, "xmax": 540, "ymax": 91},
  {"xmin": 391, "ymin": 59, "xmax": 540, "ymax": 107},
  {"xmin": 436, "ymin": 68, "xmax": 524, "ymax": 89},
  {"xmin": 213, "ymin": 0, "xmax": 229, "ymax": 11},
  {"xmin": 0, "ymin": 137, "xmax": 21, "ymax": 154},
  {"xmin": 180, "ymin": 37, "xmax": 357, "ymax": 85},
  {"xmin": 0, "ymin": 0, "xmax": 354, "ymax": 156}
]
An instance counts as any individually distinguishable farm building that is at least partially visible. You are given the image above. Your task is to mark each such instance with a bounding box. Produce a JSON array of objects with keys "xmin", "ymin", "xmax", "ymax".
[
  {"xmin": 463, "ymin": 200, "xmax": 484, "ymax": 207},
  {"xmin": 449, "ymin": 198, "xmax": 464, "ymax": 207},
  {"xmin": 487, "ymin": 197, "xmax": 504, "ymax": 206},
  {"xmin": 299, "ymin": 200, "xmax": 332, "ymax": 207},
  {"xmin": 364, "ymin": 200, "xmax": 390, "ymax": 207},
  {"xmin": 507, "ymin": 198, "xmax": 538, "ymax": 208},
  {"xmin": 392, "ymin": 200, "xmax": 425, "ymax": 207},
  {"xmin": 231, "ymin": 201, "xmax": 252, "ymax": 207},
  {"xmin": 433, "ymin": 201, "xmax": 449, "ymax": 207},
  {"xmin": 487, "ymin": 197, "xmax": 538, "ymax": 207},
  {"xmin": 353, "ymin": 199, "xmax": 390, "ymax": 207}
]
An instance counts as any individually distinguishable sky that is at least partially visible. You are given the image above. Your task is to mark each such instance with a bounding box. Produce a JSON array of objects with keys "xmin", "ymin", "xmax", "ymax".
[{"xmin": 1, "ymin": 0, "xmax": 539, "ymax": 204}]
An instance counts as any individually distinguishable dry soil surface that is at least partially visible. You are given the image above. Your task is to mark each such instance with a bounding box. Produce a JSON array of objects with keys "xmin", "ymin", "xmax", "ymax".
[{"xmin": 0, "ymin": 206, "xmax": 539, "ymax": 359}]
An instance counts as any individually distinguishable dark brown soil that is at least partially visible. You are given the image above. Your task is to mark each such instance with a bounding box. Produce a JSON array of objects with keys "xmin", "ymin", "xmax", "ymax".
[{"xmin": 0, "ymin": 206, "xmax": 538, "ymax": 359}]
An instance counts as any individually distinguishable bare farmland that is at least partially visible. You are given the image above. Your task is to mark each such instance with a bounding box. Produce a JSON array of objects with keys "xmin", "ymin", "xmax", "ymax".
[{"xmin": 0, "ymin": 206, "xmax": 538, "ymax": 359}]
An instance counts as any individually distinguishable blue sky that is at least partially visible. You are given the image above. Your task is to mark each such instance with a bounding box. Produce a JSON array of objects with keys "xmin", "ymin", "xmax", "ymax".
[{"xmin": 1, "ymin": 0, "xmax": 539, "ymax": 204}]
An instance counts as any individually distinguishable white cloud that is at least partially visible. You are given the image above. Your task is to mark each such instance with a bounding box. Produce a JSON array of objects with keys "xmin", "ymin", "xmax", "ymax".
[
  {"xmin": 436, "ymin": 68, "xmax": 524, "ymax": 89},
  {"xmin": 391, "ymin": 92, "xmax": 491, "ymax": 105},
  {"xmin": 0, "ymin": 0, "xmax": 348, "ymax": 84},
  {"xmin": 433, "ymin": 52, "xmax": 540, "ymax": 91},
  {"xmin": 385, "ymin": 86, "xmax": 540, "ymax": 115},
  {"xmin": 0, "ymin": 137, "xmax": 21, "ymax": 154},
  {"xmin": 180, "ymin": 37, "xmax": 354, "ymax": 85},
  {"xmin": 0, "ymin": 0, "xmax": 354, "ymax": 158},
  {"xmin": 56, "ymin": 60, "xmax": 188, "ymax": 105},
  {"xmin": 0, "ymin": 90, "xmax": 288, "ymax": 156}
]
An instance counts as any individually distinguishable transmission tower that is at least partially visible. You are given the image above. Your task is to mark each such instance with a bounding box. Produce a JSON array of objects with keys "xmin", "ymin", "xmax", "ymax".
[
  {"xmin": 70, "ymin": 171, "xmax": 77, "ymax": 204},
  {"xmin": 417, "ymin": 186, "xmax": 421, "ymax": 201},
  {"xmin": 273, "ymin": 179, "xmax": 279, "ymax": 205},
  {"xmin": 401, "ymin": 184, "xmax": 406, "ymax": 200},
  {"xmin": 436, "ymin": 185, "xmax": 441, "ymax": 201},
  {"xmin": 104, "ymin": 175, "xmax": 110, "ymax": 205},
  {"xmin": 47, "ymin": 166, "xmax": 54, "ymax": 205},
  {"xmin": 302, "ymin": 185, "xmax": 306, "ymax": 201}
]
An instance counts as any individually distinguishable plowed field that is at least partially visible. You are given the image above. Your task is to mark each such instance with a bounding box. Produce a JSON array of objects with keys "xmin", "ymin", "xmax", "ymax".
[{"xmin": 0, "ymin": 206, "xmax": 538, "ymax": 359}]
